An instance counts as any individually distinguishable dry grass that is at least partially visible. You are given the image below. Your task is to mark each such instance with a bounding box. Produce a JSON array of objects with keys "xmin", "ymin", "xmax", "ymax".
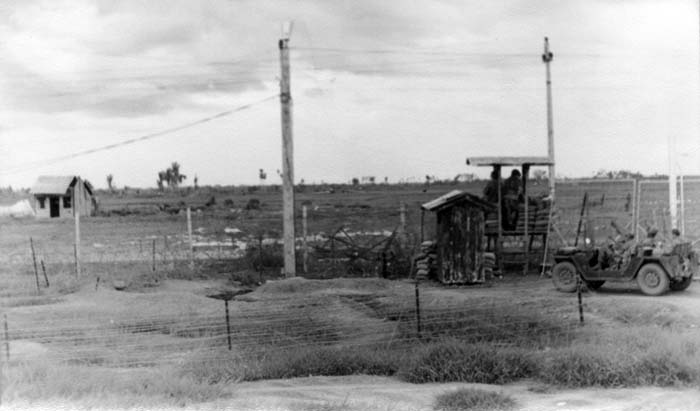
[
  {"xmin": 1, "ymin": 274, "xmax": 700, "ymax": 407},
  {"xmin": 434, "ymin": 388, "xmax": 516, "ymax": 411}
]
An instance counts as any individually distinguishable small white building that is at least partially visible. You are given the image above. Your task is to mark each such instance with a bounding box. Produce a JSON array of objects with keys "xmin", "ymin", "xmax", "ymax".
[{"xmin": 31, "ymin": 176, "xmax": 95, "ymax": 218}]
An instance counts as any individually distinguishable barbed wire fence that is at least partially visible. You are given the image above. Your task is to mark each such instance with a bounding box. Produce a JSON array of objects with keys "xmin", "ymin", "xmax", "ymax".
[{"xmin": 0, "ymin": 179, "xmax": 696, "ymax": 386}]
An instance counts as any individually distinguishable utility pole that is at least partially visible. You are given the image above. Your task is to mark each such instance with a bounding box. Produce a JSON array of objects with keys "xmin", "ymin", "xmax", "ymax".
[
  {"xmin": 74, "ymin": 176, "xmax": 81, "ymax": 277},
  {"xmin": 279, "ymin": 22, "xmax": 296, "ymax": 277},
  {"xmin": 542, "ymin": 37, "xmax": 555, "ymax": 198},
  {"xmin": 668, "ymin": 135, "xmax": 678, "ymax": 230}
]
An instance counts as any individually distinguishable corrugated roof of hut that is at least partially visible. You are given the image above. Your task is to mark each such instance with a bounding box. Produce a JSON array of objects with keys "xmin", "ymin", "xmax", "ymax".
[
  {"xmin": 421, "ymin": 190, "xmax": 494, "ymax": 213},
  {"xmin": 31, "ymin": 176, "xmax": 77, "ymax": 195}
]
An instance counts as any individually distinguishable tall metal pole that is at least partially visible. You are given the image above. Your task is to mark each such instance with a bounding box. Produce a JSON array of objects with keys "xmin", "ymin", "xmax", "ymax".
[
  {"xmin": 542, "ymin": 37, "xmax": 555, "ymax": 198},
  {"xmin": 279, "ymin": 23, "xmax": 296, "ymax": 277}
]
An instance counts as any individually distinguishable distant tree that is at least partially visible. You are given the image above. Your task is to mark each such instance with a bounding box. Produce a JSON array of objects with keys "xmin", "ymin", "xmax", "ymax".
[
  {"xmin": 352, "ymin": 177, "xmax": 359, "ymax": 186},
  {"xmin": 106, "ymin": 174, "xmax": 114, "ymax": 192},
  {"xmin": 594, "ymin": 169, "xmax": 644, "ymax": 180},
  {"xmin": 259, "ymin": 169, "xmax": 267, "ymax": 185},
  {"xmin": 167, "ymin": 162, "xmax": 187, "ymax": 188},
  {"xmin": 194, "ymin": 175, "xmax": 199, "ymax": 190},
  {"xmin": 157, "ymin": 171, "xmax": 167, "ymax": 191},
  {"xmin": 157, "ymin": 162, "xmax": 187, "ymax": 190}
]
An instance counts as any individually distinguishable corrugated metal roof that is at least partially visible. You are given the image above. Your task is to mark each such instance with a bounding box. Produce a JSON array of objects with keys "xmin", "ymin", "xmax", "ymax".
[
  {"xmin": 31, "ymin": 176, "xmax": 77, "ymax": 195},
  {"xmin": 421, "ymin": 190, "xmax": 494, "ymax": 212},
  {"xmin": 466, "ymin": 156, "xmax": 554, "ymax": 166}
]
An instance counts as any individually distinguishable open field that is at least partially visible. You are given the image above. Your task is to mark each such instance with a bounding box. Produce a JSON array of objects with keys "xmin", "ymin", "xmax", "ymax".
[{"xmin": 1, "ymin": 181, "xmax": 700, "ymax": 409}]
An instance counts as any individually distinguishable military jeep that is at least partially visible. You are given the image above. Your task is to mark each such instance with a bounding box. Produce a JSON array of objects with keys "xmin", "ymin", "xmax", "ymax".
[{"xmin": 551, "ymin": 241, "xmax": 696, "ymax": 296}]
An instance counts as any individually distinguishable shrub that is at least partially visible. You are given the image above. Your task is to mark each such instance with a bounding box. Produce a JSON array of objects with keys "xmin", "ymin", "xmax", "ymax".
[
  {"xmin": 398, "ymin": 340, "xmax": 534, "ymax": 384},
  {"xmin": 245, "ymin": 243, "xmax": 283, "ymax": 270},
  {"xmin": 253, "ymin": 345, "xmax": 400, "ymax": 380},
  {"xmin": 434, "ymin": 388, "xmax": 516, "ymax": 411},
  {"xmin": 537, "ymin": 342, "xmax": 700, "ymax": 387},
  {"xmin": 181, "ymin": 345, "xmax": 400, "ymax": 383},
  {"xmin": 245, "ymin": 198, "xmax": 261, "ymax": 210}
]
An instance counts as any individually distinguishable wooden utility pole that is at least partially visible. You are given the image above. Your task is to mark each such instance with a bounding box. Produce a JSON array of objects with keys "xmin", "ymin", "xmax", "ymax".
[
  {"xmin": 187, "ymin": 207, "xmax": 194, "ymax": 269},
  {"xmin": 74, "ymin": 177, "xmax": 81, "ymax": 277},
  {"xmin": 542, "ymin": 37, "xmax": 555, "ymax": 198},
  {"xmin": 279, "ymin": 22, "xmax": 296, "ymax": 277},
  {"xmin": 302, "ymin": 205, "xmax": 308, "ymax": 274},
  {"xmin": 668, "ymin": 135, "xmax": 679, "ymax": 230}
]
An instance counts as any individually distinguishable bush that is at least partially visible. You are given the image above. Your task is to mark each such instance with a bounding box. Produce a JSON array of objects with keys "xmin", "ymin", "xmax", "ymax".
[
  {"xmin": 253, "ymin": 345, "xmax": 400, "ymax": 380},
  {"xmin": 434, "ymin": 388, "xmax": 516, "ymax": 411},
  {"xmin": 398, "ymin": 340, "xmax": 534, "ymax": 384},
  {"xmin": 536, "ymin": 342, "xmax": 700, "ymax": 387},
  {"xmin": 245, "ymin": 243, "xmax": 283, "ymax": 270},
  {"xmin": 182, "ymin": 345, "xmax": 400, "ymax": 383},
  {"xmin": 245, "ymin": 198, "xmax": 261, "ymax": 210}
]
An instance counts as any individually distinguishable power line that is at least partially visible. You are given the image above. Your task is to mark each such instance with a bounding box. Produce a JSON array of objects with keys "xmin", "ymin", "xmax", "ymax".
[{"xmin": 0, "ymin": 95, "xmax": 277, "ymax": 176}]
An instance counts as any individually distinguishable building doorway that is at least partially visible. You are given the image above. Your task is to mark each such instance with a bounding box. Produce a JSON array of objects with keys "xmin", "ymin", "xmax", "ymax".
[{"xmin": 49, "ymin": 197, "xmax": 60, "ymax": 218}]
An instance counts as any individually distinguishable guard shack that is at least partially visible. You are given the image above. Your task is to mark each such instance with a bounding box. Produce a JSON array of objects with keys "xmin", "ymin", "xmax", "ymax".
[
  {"xmin": 466, "ymin": 156, "xmax": 554, "ymax": 274},
  {"xmin": 420, "ymin": 190, "xmax": 495, "ymax": 284}
]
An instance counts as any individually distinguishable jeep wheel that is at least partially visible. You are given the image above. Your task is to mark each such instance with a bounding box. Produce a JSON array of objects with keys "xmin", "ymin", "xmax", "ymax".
[
  {"xmin": 585, "ymin": 280, "xmax": 605, "ymax": 290},
  {"xmin": 636, "ymin": 263, "xmax": 669, "ymax": 296},
  {"xmin": 552, "ymin": 261, "xmax": 578, "ymax": 293},
  {"xmin": 669, "ymin": 274, "xmax": 693, "ymax": 292}
]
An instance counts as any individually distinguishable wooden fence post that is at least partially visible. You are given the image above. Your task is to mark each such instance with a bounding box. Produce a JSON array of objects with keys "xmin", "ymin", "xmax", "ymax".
[
  {"xmin": 41, "ymin": 260, "xmax": 49, "ymax": 287},
  {"xmin": 30, "ymin": 238, "xmax": 40, "ymax": 294},
  {"xmin": 577, "ymin": 276, "xmax": 584, "ymax": 324},
  {"xmin": 152, "ymin": 239, "xmax": 156, "ymax": 272},
  {"xmin": 3, "ymin": 315, "xmax": 9, "ymax": 361},
  {"xmin": 187, "ymin": 207, "xmax": 194, "ymax": 270},
  {"xmin": 414, "ymin": 279, "xmax": 422, "ymax": 339},
  {"xmin": 258, "ymin": 234, "xmax": 264, "ymax": 283},
  {"xmin": 73, "ymin": 244, "xmax": 80, "ymax": 277},
  {"xmin": 302, "ymin": 205, "xmax": 308, "ymax": 274},
  {"xmin": 399, "ymin": 202, "xmax": 407, "ymax": 248},
  {"xmin": 224, "ymin": 300, "xmax": 232, "ymax": 351}
]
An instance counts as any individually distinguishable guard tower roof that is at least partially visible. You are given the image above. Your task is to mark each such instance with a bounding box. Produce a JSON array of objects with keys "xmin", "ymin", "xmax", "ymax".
[{"xmin": 466, "ymin": 156, "xmax": 553, "ymax": 167}]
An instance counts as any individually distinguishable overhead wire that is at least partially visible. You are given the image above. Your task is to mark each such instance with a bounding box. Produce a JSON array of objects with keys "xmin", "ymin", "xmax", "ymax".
[{"xmin": 0, "ymin": 94, "xmax": 278, "ymax": 176}]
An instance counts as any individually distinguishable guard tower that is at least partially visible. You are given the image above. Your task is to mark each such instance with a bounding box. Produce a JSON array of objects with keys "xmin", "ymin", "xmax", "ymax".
[{"xmin": 466, "ymin": 156, "xmax": 555, "ymax": 275}]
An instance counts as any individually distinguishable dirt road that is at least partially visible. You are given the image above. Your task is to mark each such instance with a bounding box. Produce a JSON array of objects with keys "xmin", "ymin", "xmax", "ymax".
[{"xmin": 204, "ymin": 375, "xmax": 700, "ymax": 411}]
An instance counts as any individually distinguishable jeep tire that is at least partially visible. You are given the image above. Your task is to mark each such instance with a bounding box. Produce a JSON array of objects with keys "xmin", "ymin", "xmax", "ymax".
[
  {"xmin": 669, "ymin": 274, "xmax": 693, "ymax": 292},
  {"xmin": 636, "ymin": 263, "xmax": 669, "ymax": 296},
  {"xmin": 552, "ymin": 261, "xmax": 578, "ymax": 293}
]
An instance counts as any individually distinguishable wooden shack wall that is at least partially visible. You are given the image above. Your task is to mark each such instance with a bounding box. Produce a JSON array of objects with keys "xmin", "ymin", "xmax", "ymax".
[{"xmin": 435, "ymin": 203, "xmax": 486, "ymax": 283}]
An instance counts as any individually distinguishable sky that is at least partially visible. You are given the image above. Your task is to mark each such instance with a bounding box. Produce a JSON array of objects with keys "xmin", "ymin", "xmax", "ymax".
[{"xmin": 0, "ymin": 0, "xmax": 699, "ymax": 189}]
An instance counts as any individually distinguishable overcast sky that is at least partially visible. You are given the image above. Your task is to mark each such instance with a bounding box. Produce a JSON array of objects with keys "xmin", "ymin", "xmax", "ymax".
[{"xmin": 0, "ymin": 0, "xmax": 699, "ymax": 189}]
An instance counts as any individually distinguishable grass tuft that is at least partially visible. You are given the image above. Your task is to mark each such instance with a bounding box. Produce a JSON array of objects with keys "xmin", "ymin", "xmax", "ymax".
[
  {"xmin": 434, "ymin": 388, "xmax": 516, "ymax": 411},
  {"xmin": 398, "ymin": 340, "xmax": 534, "ymax": 384}
]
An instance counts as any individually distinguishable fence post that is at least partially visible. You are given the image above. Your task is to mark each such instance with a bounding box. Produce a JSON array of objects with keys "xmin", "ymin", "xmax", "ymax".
[
  {"xmin": 152, "ymin": 239, "xmax": 156, "ymax": 272},
  {"xmin": 414, "ymin": 279, "xmax": 422, "ymax": 339},
  {"xmin": 258, "ymin": 234, "xmax": 264, "ymax": 283},
  {"xmin": 399, "ymin": 202, "xmax": 407, "ymax": 247},
  {"xmin": 30, "ymin": 238, "xmax": 40, "ymax": 294},
  {"xmin": 3, "ymin": 315, "xmax": 9, "ymax": 361},
  {"xmin": 73, "ymin": 243, "xmax": 80, "ymax": 277},
  {"xmin": 224, "ymin": 300, "xmax": 232, "ymax": 351},
  {"xmin": 187, "ymin": 207, "xmax": 194, "ymax": 270},
  {"xmin": 41, "ymin": 259, "xmax": 49, "ymax": 287},
  {"xmin": 163, "ymin": 235, "xmax": 168, "ymax": 265},
  {"xmin": 302, "ymin": 205, "xmax": 308, "ymax": 274},
  {"xmin": 331, "ymin": 236, "xmax": 336, "ymax": 273},
  {"xmin": 577, "ymin": 276, "xmax": 584, "ymax": 324}
]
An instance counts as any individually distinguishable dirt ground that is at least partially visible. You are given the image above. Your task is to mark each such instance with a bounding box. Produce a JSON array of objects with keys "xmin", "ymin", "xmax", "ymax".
[
  {"xmin": 4, "ymin": 276, "xmax": 700, "ymax": 411},
  {"xmin": 10, "ymin": 375, "xmax": 700, "ymax": 411}
]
